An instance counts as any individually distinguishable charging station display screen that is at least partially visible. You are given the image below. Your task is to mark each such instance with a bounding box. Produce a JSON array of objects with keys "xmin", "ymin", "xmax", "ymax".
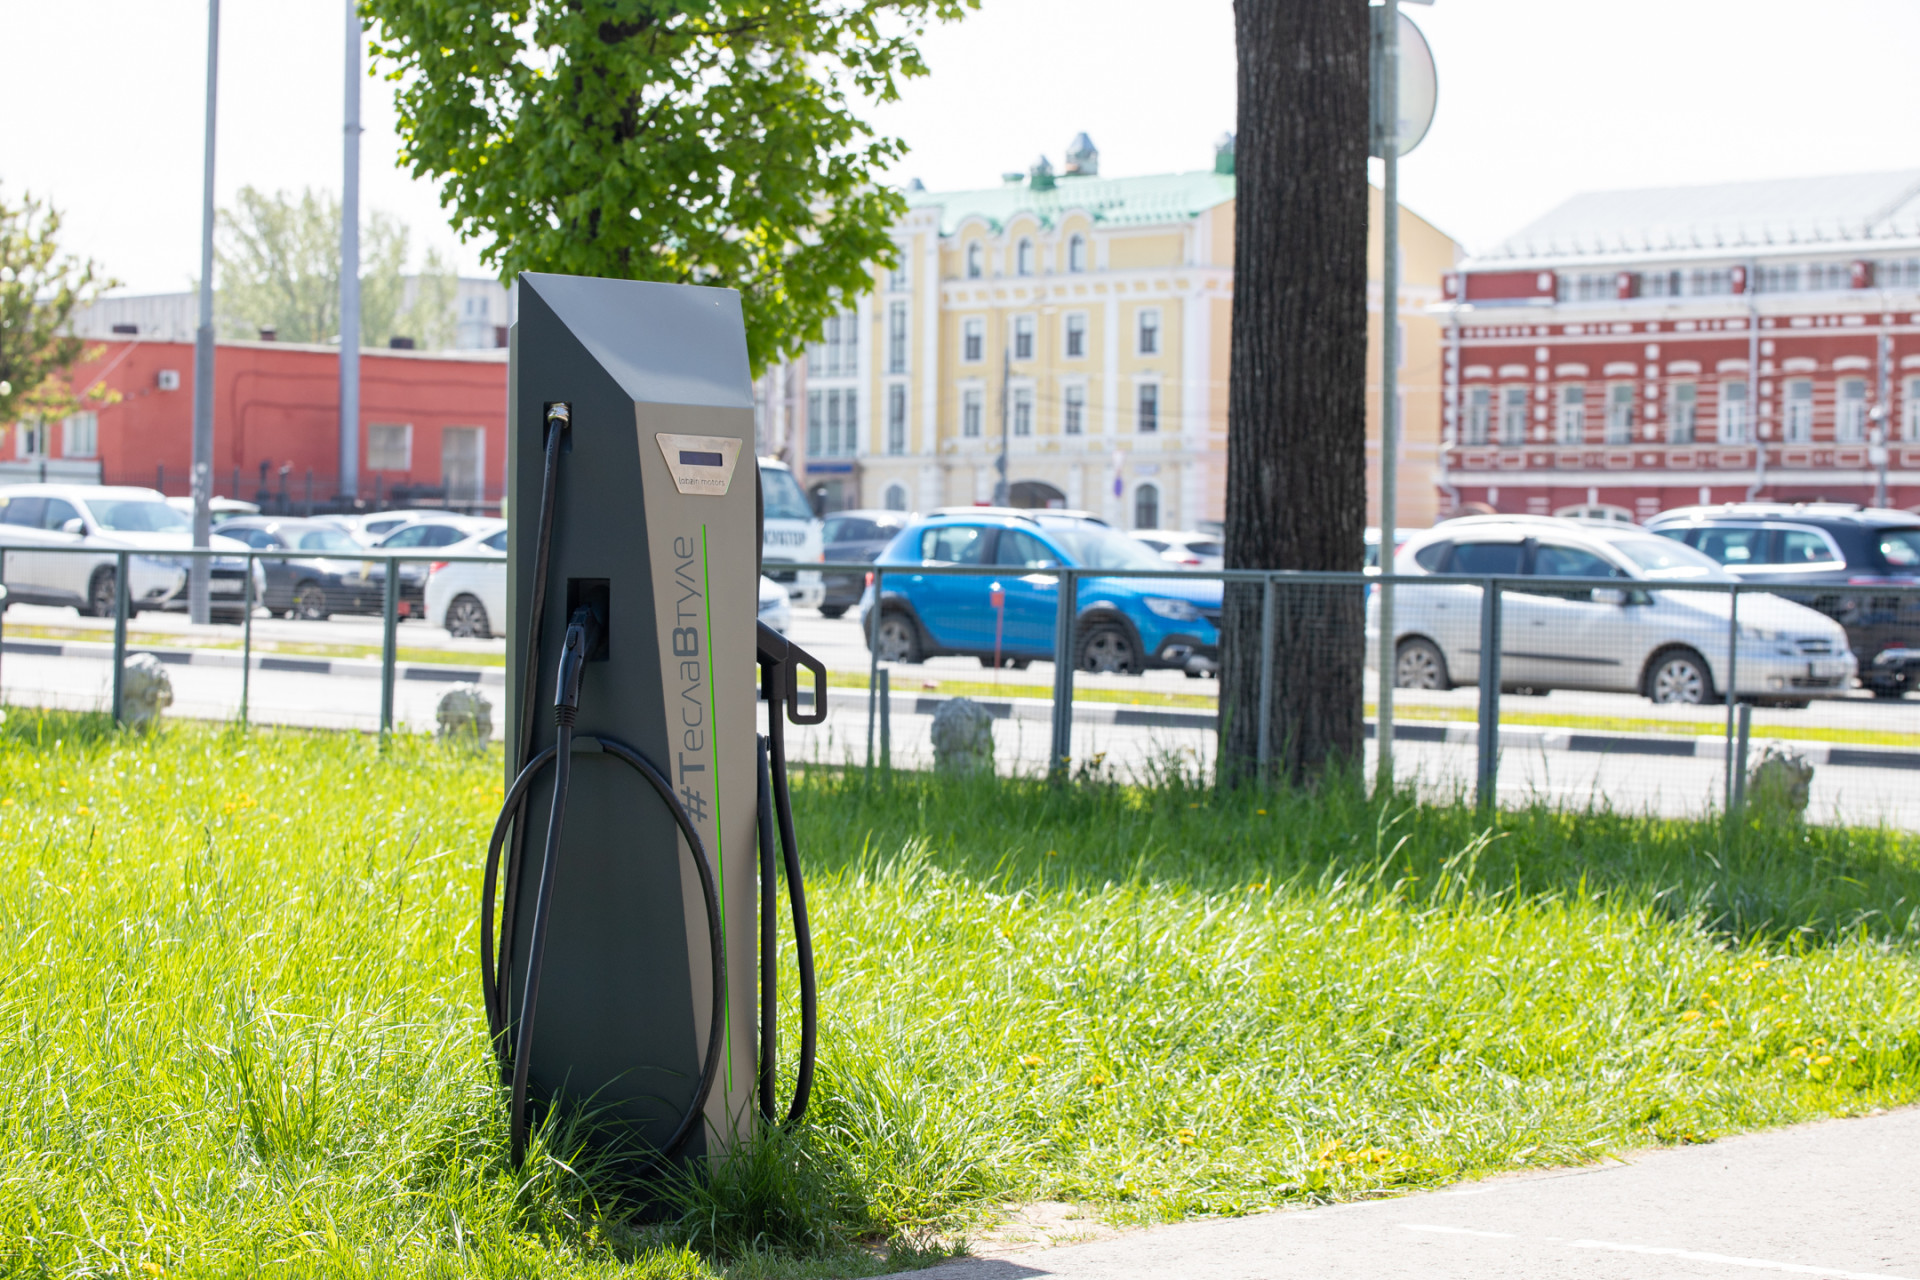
[
  {"xmin": 679, "ymin": 450, "xmax": 725, "ymax": 467},
  {"xmin": 655, "ymin": 432, "xmax": 743, "ymax": 496}
]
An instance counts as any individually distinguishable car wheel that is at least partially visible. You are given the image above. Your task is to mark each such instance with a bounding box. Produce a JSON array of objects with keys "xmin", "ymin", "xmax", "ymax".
[
  {"xmin": 1394, "ymin": 637, "xmax": 1450, "ymax": 690},
  {"xmin": 446, "ymin": 594, "xmax": 492, "ymax": 639},
  {"xmin": 1868, "ymin": 680, "xmax": 1906, "ymax": 700},
  {"xmin": 819, "ymin": 604, "xmax": 848, "ymax": 619},
  {"xmin": 291, "ymin": 581, "xmax": 331, "ymax": 622},
  {"xmin": 1646, "ymin": 649, "xmax": 1714, "ymax": 705},
  {"xmin": 1077, "ymin": 621, "xmax": 1139, "ymax": 675},
  {"xmin": 874, "ymin": 612, "xmax": 922, "ymax": 663},
  {"xmin": 85, "ymin": 567, "xmax": 117, "ymax": 618}
]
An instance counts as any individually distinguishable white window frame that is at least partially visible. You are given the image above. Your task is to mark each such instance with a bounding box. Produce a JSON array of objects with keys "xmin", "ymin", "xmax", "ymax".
[
  {"xmin": 1557, "ymin": 384, "xmax": 1585, "ymax": 445},
  {"xmin": 886, "ymin": 383, "xmax": 907, "ymax": 455},
  {"xmin": 1068, "ymin": 234, "xmax": 1087, "ymax": 273},
  {"xmin": 1137, "ymin": 307, "xmax": 1161, "ymax": 356},
  {"xmin": 1836, "ymin": 377, "xmax": 1868, "ymax": 443},
  {"xmin": 1717, "ymin": 380, "xmax": 1750, "ymax": 444},
  {"xmin": 1605, "ymin": 383, "xmax": 1634, "ymax": 444},
  {"xmin": 961, "ymin": 316, "xmax": 984, "ymax": 363},
  {"xmin": 61, "ymin": 411, "xmax": 98, "ymax": 459},
  {"xmin": 1499, "ymin": 387, "xmax": 1527, "ymax": 445},
  {"xmin": 1016, "ymin": 238, "xmax": 1034, "ymax": 276},
  {"xmin": 962, "ymin": 386, "xmax": 983, "ymax": 439},
  {"xmin": 1668, "ymin": 382, "xmax": 1697, "ymax": 445},
  {"xmin": 1012, "ymin": 385, "xmax": 1035, "ymax": 437},
  {"xmin": 16, "ymin": 420, "xmax": 46, "ymax": 459},
  {"xmin": 1136, "ymin": 380, "xmax": 1161, "ymax": 434},
  {"xmin": 966, "ymin": 242, "xmax": 982, "ymax": 279},
  {"xmin": 888, "ymin": 244, "xmax": 910, "ymax": 292},
  {"xmin": 367, "ymin": 423, "xmax": 413, "ymax": 471},
  {"xmin": 1133, "ymin": 482, "xmax": 1160, "ymax": 530},
  {"xmin": 887, "ymin": 300, "xmax": 908, "ymax": 375},
  {"xmin": 1784, "ymin": 379, "xmax": 1814, "ymax": 442},
  {"xmin": 1904, "ymin": 377, "xmax": 1920, "ymax": 442},
  {"xmin": 884, "ymin": 482, "xmax": 909, "ymax": 512},
  {"xmin": 807, "ymin": 390, "xmax": 823, "ymax": 456},
  {"xmin": 1464, "ymin": 386, "xmax": 1491, "ymax": 445},
  {"xmin": 1064, "ymin": 312, "xmax": 1087, "ymax": 359},
  {"xmin": 1013, "ymin": 314, "xmax": 1035, "ymax": 362},
  {"xmin": 1062, "ymin": 383, "xmax": 1086, "ymax": 436}
]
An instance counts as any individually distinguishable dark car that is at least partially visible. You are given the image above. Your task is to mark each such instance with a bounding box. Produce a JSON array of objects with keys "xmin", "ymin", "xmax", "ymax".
[
  {"xmin": 818, "ymin": 509, "xmax": 911, "ymax": 618},
  {"xmin": 219, "ymin": 517, "xmax": 384, "ymax": 620},
  {"xmin": 371, "ymin": 516, "xmax": 505, "ymax": 618},
  {"xmin": 1647, "ymin": 503, "xmax": 1920, "ymax": 697},
  {"xmin": 857, "ymin": 510, "xmax": 1221, "ymax": 676}
]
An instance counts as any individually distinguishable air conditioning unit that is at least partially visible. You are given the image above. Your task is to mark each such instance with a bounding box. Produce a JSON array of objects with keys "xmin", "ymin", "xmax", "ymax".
[{"xmin": 157, "ymin": 369, "xmax": 180, "ymax": 391}]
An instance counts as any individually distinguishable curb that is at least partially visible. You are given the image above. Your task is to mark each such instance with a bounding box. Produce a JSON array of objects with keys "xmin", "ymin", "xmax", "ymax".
[{"xmin": 2, "ymin": 637, "xmax": 505, "ymax": 687}]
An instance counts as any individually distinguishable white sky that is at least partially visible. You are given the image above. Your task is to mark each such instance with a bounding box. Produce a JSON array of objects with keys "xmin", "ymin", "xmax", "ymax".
[{"xmin": 5, "ymin": 0, "xmax": 1919, "ymax": 295}]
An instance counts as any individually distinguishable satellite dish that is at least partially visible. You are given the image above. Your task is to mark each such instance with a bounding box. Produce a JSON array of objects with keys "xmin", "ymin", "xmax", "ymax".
[{"xmin": 1369, "ymin": 10, "xmax": 1438, "ymax": 159}]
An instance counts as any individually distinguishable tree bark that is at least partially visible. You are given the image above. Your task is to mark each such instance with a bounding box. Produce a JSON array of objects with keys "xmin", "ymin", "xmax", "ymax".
[{"xmin": 1220, "ymin": 0, "xmax": 1370, "ymax": 786}]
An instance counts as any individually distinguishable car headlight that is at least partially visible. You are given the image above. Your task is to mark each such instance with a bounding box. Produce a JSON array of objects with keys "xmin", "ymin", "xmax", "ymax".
[
  {"xmin": 1143, "ymin": 596, "xmax": 1202, "ymax": 622},
  {"xmin": 136, "ymin": 554, "xmax": 190, "ymax": 572},
  {"xmin": 1737, "ymin": 623, "xmax": 1782, "ymax": 641}
]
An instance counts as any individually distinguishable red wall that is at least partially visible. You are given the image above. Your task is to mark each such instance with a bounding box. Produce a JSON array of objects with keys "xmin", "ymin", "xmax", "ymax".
[{"xmin": 58, "ymin": 339, "xmax": 507, "ymax": 503}]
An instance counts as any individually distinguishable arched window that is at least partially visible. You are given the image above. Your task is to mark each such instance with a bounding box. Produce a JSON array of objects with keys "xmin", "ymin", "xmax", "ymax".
[
  {"xmin": 966, "ymin": 242, "xmax": 982, "ymax": 279},
  {"xmin": 1016, "ymin": 238, "xmax": 1033, "ymax": 276},
  {"xmin": 1133, "ymin": 483, "xmax": 1160, "ymax": 530},
  {"xmin": 1068, "ymin": 234, "xmax": 1086, "ymax": 273},
  {"xmin": 884, "ymin": 483, "xmax": 909, "ymax": 512}
]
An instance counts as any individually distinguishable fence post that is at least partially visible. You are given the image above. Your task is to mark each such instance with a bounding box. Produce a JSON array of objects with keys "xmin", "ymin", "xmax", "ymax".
[
  {"xmin": 1256, "ymin": 573, "xmax": 1276, "ymax": 770},
  {"xmin": 1475, "ymin": 577, "xmax": 1502, "ymax": 814},
  {"xmin": 239, "ymin": 553, "xmax": 256, "ymax": 727},
  {"xmin": 112, "ymin": 551, "xmax": 130, "ymax": 727},
  {"xmin": 1375, "ymin": 573, "xmax": 1395, "ymax": 796},
  {"xmin": 1048, "ymin": 568, "xmax": 1078, "ymax": 779},
  {"xmin": 877, "ymin": 667, "xmax": 891, "ymax": 776},
  {"xmin": 0, "ymin": 550, "xmax": 6, "ymax": 702},
  {"xmin": 1723, "ymin": 585, "xmax": 1741, "ymax": 810},
  {"xmin": 1732, "ymin": 701, "xmax": 1752, "ymax": 812},
  {"xmin": 866, "ymin": 566, "xmax": 883, "ymax": 773},
  {"xmin": 380, "ymin": 557, "xmax": 399, "ymax": 738}
]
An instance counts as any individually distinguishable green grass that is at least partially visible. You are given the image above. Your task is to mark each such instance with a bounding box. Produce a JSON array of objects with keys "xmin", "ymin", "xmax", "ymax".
[{"xmin": 2, "ymin": 710, "xmax": 1918, "ymax": 1277}]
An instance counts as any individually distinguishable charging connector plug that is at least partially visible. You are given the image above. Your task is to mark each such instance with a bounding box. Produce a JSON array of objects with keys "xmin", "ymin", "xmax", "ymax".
[{"xmin": 553, "ymin": 604, "xmax": 605, "ymax": 726}]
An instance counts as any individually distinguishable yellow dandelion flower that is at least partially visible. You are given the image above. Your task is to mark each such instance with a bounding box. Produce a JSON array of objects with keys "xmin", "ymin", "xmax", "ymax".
[
  {"xmin": 1789, "ymin": 1046, "xmax": 1808, "ymax": 1058},
  {"xmin": 1678, "ymin": 1010, "xmax": 1702, "ymax": 1022},
  {"xmin": 1087, "ymin": 1073, "xmax": 1109, "ymax": 1088},
  {"xmin": 1175, "ymin": 1127, "xmax": 1196, "ymax": 1145},
  {"xmin": 1812, "ymin": 1037, "xmax": 1828, "ymax": 1048},
  {"xmin": 77, "ymin": 805, "xmax": 89, "ymax": 815},
  {"xmin": 1018, "ymin": 1054, "xmax": 1044, "ymax": 1068},
  {"xmin": 1256, "ymin": 809, "xmax": 1268, "ymax": 815},
  {"xmin": 1814, "ymin": 1055, "xmax": 1834, "ymax": 1067},
  {"xmin": 2, "ymin": 797, "xmax": 14, "ymax": 807},
  {"xmin": 1710, "ymin": 1018, "xmax": 1728, "ymax": 1029}
]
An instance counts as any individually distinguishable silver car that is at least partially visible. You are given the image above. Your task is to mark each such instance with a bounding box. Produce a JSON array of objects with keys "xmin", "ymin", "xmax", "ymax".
[{"xmin": 1368, "ymin": 516, "xmax": 1855, "ymax": 707}]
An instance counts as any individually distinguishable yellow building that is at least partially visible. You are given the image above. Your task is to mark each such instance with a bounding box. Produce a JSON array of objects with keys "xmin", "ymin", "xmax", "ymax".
[{"xmin": 772, "ymin": 135, "xmax": 1457, "ymax": 533}]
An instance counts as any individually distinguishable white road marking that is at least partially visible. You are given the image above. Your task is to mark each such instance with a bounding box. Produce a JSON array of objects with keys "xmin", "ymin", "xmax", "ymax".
[
  {"xmin": 1399, "ymin": 1223, "xmax": 1517, "ymax": 1238},
  {"xmin": 1569, "ymin": 1238, "xmax": 1919, "ymax": 1280}
]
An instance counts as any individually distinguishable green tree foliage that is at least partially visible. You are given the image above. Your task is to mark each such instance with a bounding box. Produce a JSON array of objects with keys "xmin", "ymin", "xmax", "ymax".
[
  {"xmin": 0, "ymin": 183, "xmax": 115, "ymax": 424},
  {"xmin": 216, "ymin": 185, "xmax": 459, "ymax": 349},
  {"xmin": 364, "ymin": 0, "xmax": 975, "ymax": 373}
]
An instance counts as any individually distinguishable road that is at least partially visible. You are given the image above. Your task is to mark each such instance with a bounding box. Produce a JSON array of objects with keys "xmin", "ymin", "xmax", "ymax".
[
  {"xmin": 883, "ymin": 1108, "xmax": 1920, "ymax": 1280},
  {"xmin": 4, "ymin": 604, "xmax": 1916, "ymax": 827}
]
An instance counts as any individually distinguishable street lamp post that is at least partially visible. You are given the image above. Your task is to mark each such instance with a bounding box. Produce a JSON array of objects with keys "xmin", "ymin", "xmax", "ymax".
[
  {"xmin": 340, "ymin": 0, "xmax": 362, "ymax": 508},
  {"xmin": 188, "ymin": 0, "xmax": 220, "ymax": 625}
]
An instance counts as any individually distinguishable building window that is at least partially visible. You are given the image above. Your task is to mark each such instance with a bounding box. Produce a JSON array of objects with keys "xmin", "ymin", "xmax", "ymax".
[
  {"xmin": 1905, "ymin": 377, "xmax": 1920, "ymax": 441},
  {"xmin": 1137, "ymin": 308, "xmax": 1160, "ymax": 356},
  {"xmin": 807, "ymin": 309, "xmax": 857, "ymax": 377},
  {"xmin": 1137, "ymin": 382, "xmax": 1159, "ymax": 434},
  {"xmin": 825, "ymin": 391, "xmax": 842, "ymax": 455},
  {"xmin": 1016, "ymin": 238, "xmax": 1034, "ymax": 276},
  {"xmin": 809, "ymin": 390, "xmax": 857, "ymax": 456},
  {"xmin": 1808, "ymin": 262, "xmax": 1850, "ymax": 291},
  {"xmin": 1641, "ymin": 270, "xmax": 1680, "ymax": 299},
  {"xmin": 966, "ymin": 242, "xmax": 982, "ymax": 279},
  {"xmin": 1784, "ymin": 379, "xmax": 1814, "ymax": 442},
  {"xmin": 61, "ymin": 412, "xmax": 98, "ymax": 459},
  {"xmin": 962, "ymin": 387, "xmax": 983, "ymax": 438},
  {"xmin": 1685, "ymin": 269, "xmax": 1732, "ymax": 296},
  {"xmin": 1499, "ymin": 387, "xmax": 1527, "ymax": 445},
  {"xmin": 1063, "ymin": 385, "xmax": 1085, "ymax": 435},
  {"xmin": 1557, "ymin": 272, "xmax": 1615, "ymax": 302},
  {"xmin": 15, "ymin": 420, "xmax": 45, "ymax": 458},
  {"xmin": 807, "ymin": 390, "xmax": 822, "ymax": 456},
  {"xmin": 1013, "ymin": 386, "xmax": 1034, "ymax": 437},
  {"xmin": 1064, "ymin": 312, "xmax": 1087, "ymax": 359},
  {"xmin": 1461, "ymin": 386, "xmax": 1490, "ymax": 445},
  {"xmin": 887, "ymin": 301, "xmax": 908, "ymax": 374},
  {"xmin": 1134, "ymin": 483, "xmax": 1159, "ymax": 531},
  {"xmin": 1557, "ymin": 384, "xmax": 1585, "ymax": 445},
  {"xmin": 1836, "ymin": 377, "xmax": 1868, "ymax": 443},
  {"xmin": 1718, "ymin": 380, "xmax": 1750, "ymax": 443},
  {"xmin": 1013, "ymin": 315, "xmax": 1034, "ymax": 361},
  {"xmin": 884, "ymin": 483, "xmax": 908, "ymax": 512},
  {"xmin": 888, "ymin": 245, "xmax": 909, "ymax": 292},
  {"xmin": 1757, "ymin": 264, "xmax": 1802, "ymax": 294},
  {"xmin": 1605, "ymin": 384, "xmax": 1635, "ymax": 444},
  {"xmin": 368, "ymin": 423, "xmax": 412, "ymax": 471},
  {"xmin": 1068, "ymin": 234, "xmax": 1087, "ymax": 273},
  {"xmin": 962, "ymin": 316, "xmax": 984, "ymax": 363},
  {"xmin": 1668, "ymin": 383, "xmax": 1697, "ymax": 444},
  {"xmin": 886, "ymin": 384, "xmax": 907, "ymax": 455}
]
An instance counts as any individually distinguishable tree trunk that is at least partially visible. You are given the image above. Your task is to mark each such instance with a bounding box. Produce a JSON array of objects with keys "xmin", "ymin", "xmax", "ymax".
[{"xmin": 1220, "ymin": 0, "xmax": 1370, "ymax": 786}]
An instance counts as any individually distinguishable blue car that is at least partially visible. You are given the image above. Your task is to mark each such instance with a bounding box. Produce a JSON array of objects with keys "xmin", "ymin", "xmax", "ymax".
[{"xmin": 857, "ymin": 510, "xmax": 1220, "ymax": 676}]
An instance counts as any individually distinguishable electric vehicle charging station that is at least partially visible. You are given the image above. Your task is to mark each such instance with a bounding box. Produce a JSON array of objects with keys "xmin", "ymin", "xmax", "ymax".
[{"xmin": 481, "ymin": 272, "xmax": 824, "ymax": 1168}]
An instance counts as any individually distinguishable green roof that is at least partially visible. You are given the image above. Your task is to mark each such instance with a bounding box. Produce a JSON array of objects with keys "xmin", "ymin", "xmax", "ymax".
[{"xmin": 907, "ymin": 170, "xmax": 1236, "ymax": 236}]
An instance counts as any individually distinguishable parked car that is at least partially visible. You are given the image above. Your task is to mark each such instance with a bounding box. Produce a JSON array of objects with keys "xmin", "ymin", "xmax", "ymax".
[
  {"xmin": 217, "ymin": 517, "xmax": 385, "ymax": 619},
  {"xmin": 1371, "ymin": 515, "xmax": 1855, "ymax": 707},
  {"xmin": 0, "ymin": 483, "xmax": 261, "ymax": 621},
  {"xmin": 758, "ymin": 573, "xmax": 793, "ymax": 634},
  {"xmin": 858, "ymin": 510, "xmax": 1220, "ymax": 676},
  {"xmin": 164, "ymin": 495, "xmax": 262, "ymax": 526},
  {"xmin": 1130, "ymin": 529, "xmax": 1223, "ymax": 571},
  {"xmin": 424, "ymin": 526, "xmax": 509, "ymax": 638},
  {"xmin": 372, "ymin": 515, "xmax": 505, "ymax": 618},
  {"xmin": 1646, "ymin": 503, "xmax": 1920, "ymax": 699},
  {"xmin": 351, "ymin": 509, "xmax": 452, "ymax": 546},
  {"xmin": 1364, "ymin": 526, "xmax": 1415, "ymax": 572},
  {"xmin": 819, "ymin": 509, "xmax": 912, "ymax": 618}
]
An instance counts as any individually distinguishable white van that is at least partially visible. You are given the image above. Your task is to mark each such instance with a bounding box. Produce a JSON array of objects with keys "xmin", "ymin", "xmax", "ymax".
[{"xmin": 759, "ymin": 457, "xmax": 823, "ymax": 608}]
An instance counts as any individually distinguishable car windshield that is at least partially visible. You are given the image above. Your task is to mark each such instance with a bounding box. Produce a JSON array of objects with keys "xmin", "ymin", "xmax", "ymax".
[
  {"xmin": 760, "ymin": 466, "xmax": 813, "ymax": 521},
  {"xmin": 85, "ymin": 499, "xmax": 191, "ymax": 533},
  {"xmin": 1043, "ymin": 524, "xmax": 1173, "ymax": 571},
  {"xmin": 1878, "ymin": 528, "xmax": 1920, "ymax": 569},
  {"xmin": 296, "ymin": 528, "xmax": 359, "ymax": 553},
  {"xmin": 1611, "ymin": 536, "xmax": 1730, "ymax": 580}
]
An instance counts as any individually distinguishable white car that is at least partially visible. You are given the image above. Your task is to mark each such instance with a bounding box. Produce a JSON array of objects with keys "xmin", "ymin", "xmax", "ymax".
[
  {"xmin": 164, "ymin": 495, "xmax": 261, "ymax": 526},
  {"xmin": 758, "ymin": 573, "xmax": 793, "ymax": 634},
  {"xmin": 1369, "ymin": 516, "xmax": 1856, "ymax": 707},
  {"xmin": 424, "ymin": 525, "xmax": 510, "ymax": 638},
  {"xmin": 759, "ymin": 458, "xmax": 824, "ymax": 608},
  {"xmin": 0, "ymin": 483, "xmax": 262, "ymax": 620},
  {"xmin": 1130, "ymin": 529, "xmax": 1223, "ymax": 571}
]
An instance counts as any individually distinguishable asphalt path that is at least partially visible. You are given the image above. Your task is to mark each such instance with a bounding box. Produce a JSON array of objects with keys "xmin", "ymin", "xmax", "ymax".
[{"xmin": 884, "ymin": 1108, "xmax": 1920, "ymax": 1280}]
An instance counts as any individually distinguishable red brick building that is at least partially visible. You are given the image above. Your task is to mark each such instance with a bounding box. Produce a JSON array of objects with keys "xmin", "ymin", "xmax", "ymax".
[
  {"xmin": 1438, "ymin": 171, "xmax": 1920, "ymax": 520},
  {"xmin": 6, "ymin": 338, "xmax": 507, "ymax": 510}
]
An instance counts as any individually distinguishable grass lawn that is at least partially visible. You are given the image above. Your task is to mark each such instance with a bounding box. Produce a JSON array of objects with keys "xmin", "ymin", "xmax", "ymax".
[{"xmin": 2, "ymin": 710, "xmax": 1918, "ymax": 1277}]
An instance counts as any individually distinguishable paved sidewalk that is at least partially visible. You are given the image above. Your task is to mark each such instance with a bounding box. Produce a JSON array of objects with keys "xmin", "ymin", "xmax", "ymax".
[{"xmin": 888, "ymin": 1107, "xmax": 1920, "ymax": 1280}]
